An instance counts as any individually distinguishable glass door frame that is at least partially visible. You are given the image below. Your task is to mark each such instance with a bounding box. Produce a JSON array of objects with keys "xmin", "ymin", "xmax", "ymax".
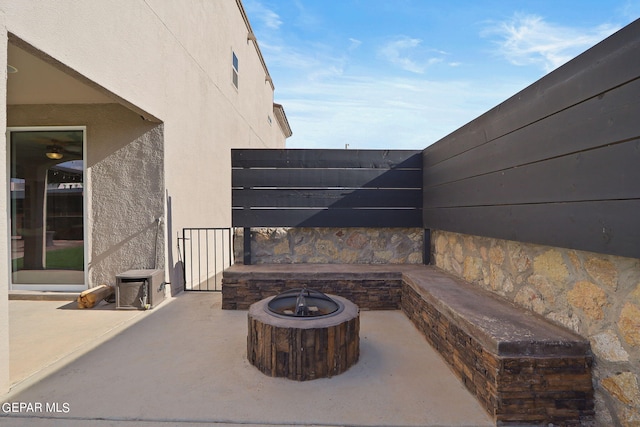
[{"xmin": 7, "ymin": 126, "xmax": 88, "ymax": 292}]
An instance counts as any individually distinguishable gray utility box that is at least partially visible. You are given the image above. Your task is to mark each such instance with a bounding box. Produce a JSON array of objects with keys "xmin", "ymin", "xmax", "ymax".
[{"xmin": 115, "ymin": 269, "xmax": 165, "ymax": 310}]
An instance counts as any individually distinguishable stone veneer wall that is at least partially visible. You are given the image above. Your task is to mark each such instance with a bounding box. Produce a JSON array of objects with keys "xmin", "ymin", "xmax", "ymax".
[
  {"xmin": 234, "ymin": 227, "xmax": 424, "ymax": 264},
  {"xmin": 432, "ymin": 229, "xmax": 640, "ymax": 427}
]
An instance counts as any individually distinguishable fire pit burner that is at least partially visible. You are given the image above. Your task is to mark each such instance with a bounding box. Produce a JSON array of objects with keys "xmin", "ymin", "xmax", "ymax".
[{"xmin": 266, "ymin": 287, "xmax": 343, "ymax": 318}]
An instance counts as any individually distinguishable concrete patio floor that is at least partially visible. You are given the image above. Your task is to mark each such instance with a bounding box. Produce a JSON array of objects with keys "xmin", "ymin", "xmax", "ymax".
[{"xmin": 3, "ymin": 292, "xmax": 494, "ymax": 427}]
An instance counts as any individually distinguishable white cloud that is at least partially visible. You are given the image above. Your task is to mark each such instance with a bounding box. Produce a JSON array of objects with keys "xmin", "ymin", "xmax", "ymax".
[
  {"xmin": 348, "ymin": 38, "xmax": 362, "ymax": 50},
  {"xmin": 244, "ymin": 1, "xmax": 282, "ymax": 30},
  {"xmin": 378, "ymin": 36, "xmax": 445, "ymax": 74},
  {"xmin": 483, "ymin": 14, "xmax": 620, "ymax": 72},
  {"xmin": 619, "ymin": 1, "xmax": 640, "ymax": 21},
  {"xmin": 244, "ymin": 3, "xmax": 347, "ymax": 82}
]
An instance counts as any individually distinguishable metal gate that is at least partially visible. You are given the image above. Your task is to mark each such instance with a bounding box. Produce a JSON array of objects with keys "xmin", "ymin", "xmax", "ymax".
[{"xmin": 181, "ymin": 228, "xmax": 233, "ymax": 291}]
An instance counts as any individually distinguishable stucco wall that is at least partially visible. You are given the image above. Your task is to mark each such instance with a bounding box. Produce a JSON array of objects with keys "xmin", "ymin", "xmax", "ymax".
[
  {"xmin": 1, "ymin": 0, "xmax": 287, "ymax": 292},
  {"xmin": 432, "ymin": 229, "xmax": 640, "ymax": 426},
  {"xmin": 1, "ymin": 0, "xmax": 287, "ymax": 394},
  {"xmin": 8, "ymin": 104, "xmax": 165, "ymax": 289}
]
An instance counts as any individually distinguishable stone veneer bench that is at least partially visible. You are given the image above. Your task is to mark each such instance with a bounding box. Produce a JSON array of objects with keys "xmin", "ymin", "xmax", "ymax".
[
  {"xmin": 222, "ymin": 264, "xmax": 594, "ymax": 426},
  {"xmin": 222, "ymin": 263, "xmax": 411, "ymax": 310}
]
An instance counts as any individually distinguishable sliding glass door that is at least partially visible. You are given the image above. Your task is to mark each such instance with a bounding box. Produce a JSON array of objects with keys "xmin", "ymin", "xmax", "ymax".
[{"xmin": 8, "ymin": 127, "xmax": 86, "ymax": 291}]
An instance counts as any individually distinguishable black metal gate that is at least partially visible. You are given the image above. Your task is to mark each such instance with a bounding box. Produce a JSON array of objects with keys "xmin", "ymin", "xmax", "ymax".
[{"xmin": 181, "ymin": 228, "xmax": 233, "ymax": 291}]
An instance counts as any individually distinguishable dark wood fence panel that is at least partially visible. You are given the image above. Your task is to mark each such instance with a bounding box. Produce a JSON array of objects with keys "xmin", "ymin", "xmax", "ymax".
[
  {"xmin": 233, "ymin": 149, "xmax": 422, "ymax": 227},
  {"xmin": 423, "ymin": 200, "xmax": 640, "ymax": 259},
  {"xmin": 425, "ymin": 140, "xmax": 640, "ymax": 207},
  {"xmin": 423, "ymin": 19, "xmax": 640, "ymax": 259},
  {"xmin": 426, "ymin": 78, "xmax": 640, "ymax": 187},
  {"xmin": 232, "ymin": 148, "xmax": 422, "ymax": 169},
  {"xmin": 233, "ymin": 188, "xmax": 422, "ymax": 208},
  {"xmin": 234, "ymin": 208, "xmax": 422, "ymax": 228},
  {"xmin": 233, "ymin": 168, "xmax": 421, "ymax": 189}
]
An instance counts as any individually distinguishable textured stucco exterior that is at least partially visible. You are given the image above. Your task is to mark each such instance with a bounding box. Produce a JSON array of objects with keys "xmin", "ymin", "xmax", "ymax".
[
  {"xmin": 432, "ymin": 229, "xmax": 640, "ymax": 426},
  {"xmin": 1, "ymin": 0, "xmax": 287, "ymax": 288},
  {"xmin": 8, "ymin": 104, "xmax": 165, "ymax": 288},
  {"xmin": 0, "ymin": 0, "xmax": 288, "ymax": 393}
]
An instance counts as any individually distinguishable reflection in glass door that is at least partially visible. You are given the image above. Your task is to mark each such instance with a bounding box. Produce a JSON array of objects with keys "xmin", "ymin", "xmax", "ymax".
[{"xmin": 9, "ymin": 128, "xmax": 86, "ymax": 290}]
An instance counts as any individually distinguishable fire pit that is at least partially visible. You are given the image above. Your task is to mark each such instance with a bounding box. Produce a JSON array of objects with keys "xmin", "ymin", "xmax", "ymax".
[{"xmin": 247, "ymin": 288, "xmax": 360, "ymax": 381}]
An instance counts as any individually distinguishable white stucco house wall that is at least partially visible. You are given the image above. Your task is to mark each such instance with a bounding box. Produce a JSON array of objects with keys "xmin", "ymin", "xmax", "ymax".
[{"xmin": 0, "ymin": 0, "xmax": 291, "ymax": 393}]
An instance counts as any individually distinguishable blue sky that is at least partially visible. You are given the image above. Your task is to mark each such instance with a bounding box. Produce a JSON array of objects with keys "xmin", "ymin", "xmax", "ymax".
[{"xmin": 245, "ymin": 1, "xmax": 640, "ymax": 150}]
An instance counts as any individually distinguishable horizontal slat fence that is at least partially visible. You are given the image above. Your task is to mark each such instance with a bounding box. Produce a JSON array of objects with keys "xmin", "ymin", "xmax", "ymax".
[
  {"xmin": 232, "ymin": 149, "xmax": 422, "ymax": 227},
  {"xmin": 423, "ymin": 18, "xmax": 640, "ymax": 259}
]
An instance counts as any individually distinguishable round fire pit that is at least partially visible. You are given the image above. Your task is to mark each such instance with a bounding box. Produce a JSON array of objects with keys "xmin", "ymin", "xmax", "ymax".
[{"xmin": 247, "ymin": 288, "xmax": 360, "ymax": 381}]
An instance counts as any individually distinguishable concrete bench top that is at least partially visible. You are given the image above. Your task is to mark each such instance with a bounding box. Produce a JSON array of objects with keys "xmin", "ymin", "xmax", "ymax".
[
  {"xmin": 400, "ymin": 267, "xmax": 590, "ymax": 357},
  {"xmin": 224, "ymin": 263, "xmax": 590, "ymax": 357}
]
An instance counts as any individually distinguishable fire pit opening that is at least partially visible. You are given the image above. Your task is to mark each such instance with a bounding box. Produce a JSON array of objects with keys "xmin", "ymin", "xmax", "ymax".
[
  {"xmin": 248, "ymin": 287, "xmax": 360, "ymax": 381},
  {"xmin": 266, "ymin": 287, "xmax": 343, "ymax": 318}
]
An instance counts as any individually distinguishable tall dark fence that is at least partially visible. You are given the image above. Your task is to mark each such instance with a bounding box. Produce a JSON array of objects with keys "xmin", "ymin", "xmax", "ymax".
[
  {"xmin": 232, "ymin": 149, "xmax": 422, "ymax": 227},
  {"xmin": 423, "ymin": 18, "xmax": 640, "ymax": 259}
]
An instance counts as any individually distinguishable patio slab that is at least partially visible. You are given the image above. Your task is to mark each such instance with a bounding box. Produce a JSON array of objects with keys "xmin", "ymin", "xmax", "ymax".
[
  {"xmin": 8, "ymin": 298, "xmax": 151, "ymax": 388},
  {"xmin": 2, "ymin": 292, "xmax": 493, "ymax": 426}
]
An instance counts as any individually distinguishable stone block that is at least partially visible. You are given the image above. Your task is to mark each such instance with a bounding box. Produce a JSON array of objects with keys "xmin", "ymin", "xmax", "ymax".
[
  {"xmin": 590, "ymin": 330, "xmax": 630, "ymax": 362},
  {"xmin": 601, "ymin": 372, "xmax": 640, "ymax": 406},
  {"xmin": 533, "ymin": 249, "xmax": 569, "ymax": 284},
  {"xmin": 567, "ymin": 281, "xmax": 608, "ymax": 320},
  {"xmin": 618, "ymin": 302, "xmax": 640, "ymax": 347},
  {"xmin": 585, "ymin": 256, "xmax": 618, "ymax": 290}
]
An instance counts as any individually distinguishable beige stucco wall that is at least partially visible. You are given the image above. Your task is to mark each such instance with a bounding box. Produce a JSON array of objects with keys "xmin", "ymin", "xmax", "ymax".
[
  {"xmin": 0, "ymin": 0, "xmax": 287, "ymax": 392},
  {"xmin": 8, "ymin": 104, "xmax": 165, "ymax": 289},
  {"xmin": 1, "ymin": 0, "xmax": 287, "ymax": 289},
  {"xmin": 432, "ymin": 229, "xmax": 640, "ymax": 426}
]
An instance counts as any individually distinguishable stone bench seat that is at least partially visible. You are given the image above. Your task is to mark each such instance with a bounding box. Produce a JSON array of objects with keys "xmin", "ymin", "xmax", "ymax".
[
  {"xmin": 401, "ymin": 268, "xmax": 590, "ymax": 357},
  {"xmin": 400, "ymin": 268, "xmax": 594, "ymax": 425},
  {"xmin": 222, "ymin": 264, "xmax": 594, "ymax": 425}
]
